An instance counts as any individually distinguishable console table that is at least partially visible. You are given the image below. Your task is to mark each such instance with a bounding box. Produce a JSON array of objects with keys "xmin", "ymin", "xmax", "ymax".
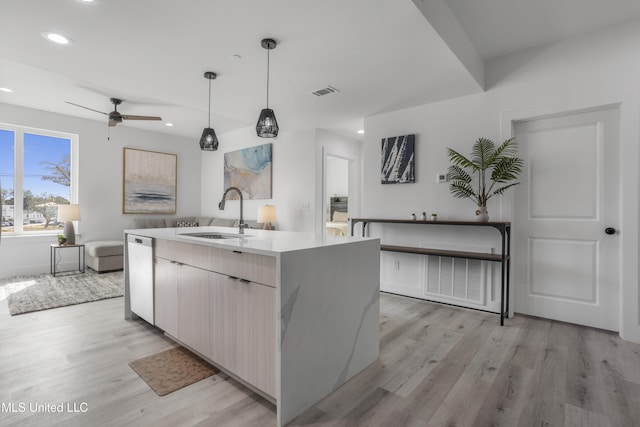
[{"xmin": 351, "ymin": 218, "xmax": 511, "ymax": 325}]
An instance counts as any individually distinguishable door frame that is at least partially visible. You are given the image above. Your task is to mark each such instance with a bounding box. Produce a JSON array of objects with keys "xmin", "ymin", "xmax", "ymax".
[
  {"xmin": 314, "ymin": 131, "xmax": 363, "ymax": 235},
  {"xmin": 500, "ymin": 91, "xmax": 640, "ymax": 342},
  {"xmin": 322, "ymin": 154, "xmax": 351, "ymax": 235}
]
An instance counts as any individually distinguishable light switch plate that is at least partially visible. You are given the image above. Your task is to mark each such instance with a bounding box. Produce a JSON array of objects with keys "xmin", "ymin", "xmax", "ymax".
[{"xmin": 436, "ymin": 173, "xmax": 448, "ymax": 183}]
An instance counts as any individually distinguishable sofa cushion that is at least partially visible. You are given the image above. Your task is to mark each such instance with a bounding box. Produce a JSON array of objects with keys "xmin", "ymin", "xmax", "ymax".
[
  {"xmin": 211, "ymin": 218, "xmax": 236, "ymax": 227},
  {"xmin": 164, "ymin": 217, "xmax": 197, "ymax": 228},
  {"xmin": 176, "ymin": 220, "xmax": 199, "ymax": 227},
  {"xmin": 196, "ymin": 217, "xmax": 216, "ymax": 226},
  {"xmin": 85, "ymin": 240, "xmax": 124, "ymax": 257},
  {"xmin": 131, "ymin": 218, "xmax": 167, "ymax": 229},
  {"xmin": 234, "ymin": 219, "xmax": 263, "ymax": 229}
]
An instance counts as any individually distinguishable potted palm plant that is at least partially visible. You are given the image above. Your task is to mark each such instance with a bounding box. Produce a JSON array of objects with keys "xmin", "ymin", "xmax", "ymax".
[{"xmin": 446, "ymin": 137, "xmax": 523, "ymax": 221}]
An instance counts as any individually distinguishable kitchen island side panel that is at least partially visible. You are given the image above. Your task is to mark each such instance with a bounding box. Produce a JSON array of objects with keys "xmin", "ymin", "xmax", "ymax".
[{"xmin": 277, "ymin": 238, "xmax": 380, "ymax": 426}]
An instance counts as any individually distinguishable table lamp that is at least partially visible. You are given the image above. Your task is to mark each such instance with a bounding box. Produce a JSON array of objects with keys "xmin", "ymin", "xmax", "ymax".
[
  {"xmin": 257, "ymin": 205, "xmax": 276, "ymax": 230},
  {"xmin": 58, "ymin": 204, "xmax": 81, "ymax": 245}
]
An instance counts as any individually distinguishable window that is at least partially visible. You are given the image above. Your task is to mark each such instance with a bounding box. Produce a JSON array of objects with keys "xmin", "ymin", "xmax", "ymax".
[{"xmin": 0, "ymin": 123, "xmax": 78, "ymax": 235}]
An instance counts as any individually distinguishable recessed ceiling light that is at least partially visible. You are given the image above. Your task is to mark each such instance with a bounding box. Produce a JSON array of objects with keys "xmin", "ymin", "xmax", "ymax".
[
  {"xmin": 357, "ymin": 130, "xmax": 365, "ymax": 134},
  {"xmin": 0, "ymin": 87, "xmax": 13, "ymax": 93},
  {"xmin": 42, "ymin": 32, "xmax": 71, "ymax": 45},
  {"xmin": 78, "ymin": 0, "xmax": 95, "ymax": 3},
  {"xmin": 165, "ymin": 123, "xmax": 174, "ymax": 127}
]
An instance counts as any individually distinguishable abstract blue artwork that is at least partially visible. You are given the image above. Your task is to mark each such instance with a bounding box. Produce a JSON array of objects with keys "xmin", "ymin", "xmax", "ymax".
[
  {"xmin": 123, "ymin": 148, "xmax": 177, "ymax": 214},
  {"xmin": 381, "ymin": 134, "xmax": 415, "ymax": 184},
  {"xmin": 224, "ymin": 143, "xmax": 272, "ymax": 199}
]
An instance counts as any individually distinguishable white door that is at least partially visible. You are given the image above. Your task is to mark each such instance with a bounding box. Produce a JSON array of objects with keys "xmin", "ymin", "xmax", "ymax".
[{"xmin": 513, "ymin": 106, "xmax": 620, "ymax": 331}]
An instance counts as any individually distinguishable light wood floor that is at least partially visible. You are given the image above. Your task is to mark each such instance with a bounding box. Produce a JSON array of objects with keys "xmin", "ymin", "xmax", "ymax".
[{"xmin": 1, "ymin": 292, "xmax": 640, "ymax": 427}]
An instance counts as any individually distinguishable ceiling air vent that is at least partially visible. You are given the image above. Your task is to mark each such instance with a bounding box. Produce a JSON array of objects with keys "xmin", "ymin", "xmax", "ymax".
[{"xmin": 312, "ymin": 85, "xmax": 339, "ymax": 97}]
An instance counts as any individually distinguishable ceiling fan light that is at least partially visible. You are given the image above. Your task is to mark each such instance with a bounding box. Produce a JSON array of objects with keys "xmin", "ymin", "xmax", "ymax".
[
  {"xmin": 256, "ymin": 108, "xmax": 279, "ymax": 138},
  {"xmin": 200, "ymin": 127, "xmax": 219, "ymax": 151}
]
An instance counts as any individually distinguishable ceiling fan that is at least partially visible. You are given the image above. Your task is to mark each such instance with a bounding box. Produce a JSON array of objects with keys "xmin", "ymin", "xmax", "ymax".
[{"xmin": 66, "ymin": 97, "xmax": 162, "ymax": 127}]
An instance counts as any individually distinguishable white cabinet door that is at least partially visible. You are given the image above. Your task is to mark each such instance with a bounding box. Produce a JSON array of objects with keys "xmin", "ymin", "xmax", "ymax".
[
  {"xmin": 154, "ymin": 257, "xmax": 179, "ymax": 337},
  {"xmin": 209, "ymin": 272, "xmax": 237, "ymax": 372},
  {"xmin": 178, "ymin": 264, "xmax": 211, "ymax": 356},
  {"xmin": 209, "ymin": 273, "xmax": 276, "ymax": 397},
  {"xmin": 234, "ymin": 279, "xmax": 276, "ymax": 397}
]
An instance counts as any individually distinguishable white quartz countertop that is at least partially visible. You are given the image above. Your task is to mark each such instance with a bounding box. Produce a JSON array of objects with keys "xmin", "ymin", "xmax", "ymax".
[{"xmin": 124, "ymin": 226, "xmax": 378, "ymax": 256}]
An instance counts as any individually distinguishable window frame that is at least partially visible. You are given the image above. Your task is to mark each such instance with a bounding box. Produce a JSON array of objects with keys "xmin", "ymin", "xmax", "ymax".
[{"xmin": 0, "ymin": 122, "xmax": 79, "ymax": 237}]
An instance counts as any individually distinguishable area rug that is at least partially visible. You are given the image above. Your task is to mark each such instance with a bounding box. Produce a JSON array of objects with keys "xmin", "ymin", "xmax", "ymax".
[
  {"xmin": 129, "ymin": 346, "xmax": 219, "ymax": 396},
  {"xmin": 1, "ymin": 270, "xmax": 124, "ymax": 316}
]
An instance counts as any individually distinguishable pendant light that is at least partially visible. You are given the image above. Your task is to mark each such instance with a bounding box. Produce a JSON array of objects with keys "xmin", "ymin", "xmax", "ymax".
[
  {"xmin": 200, "ymin": 71, "xmax": 219, "ymax": 151},
  {"xmin": 256, "ymin": 38, "xmax": 279, "ymax": 138}
]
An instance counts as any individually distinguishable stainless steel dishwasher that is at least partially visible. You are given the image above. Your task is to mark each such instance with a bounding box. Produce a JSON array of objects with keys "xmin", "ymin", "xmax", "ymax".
[{"xmin": 127, "ymin": 234, "xmax": 154, "ymax": 324}]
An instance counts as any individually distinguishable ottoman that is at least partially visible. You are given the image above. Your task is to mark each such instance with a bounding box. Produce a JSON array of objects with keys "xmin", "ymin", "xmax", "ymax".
[{"xmin": 85, "ymin": 240, "xmax": 124, "ymax": 273}]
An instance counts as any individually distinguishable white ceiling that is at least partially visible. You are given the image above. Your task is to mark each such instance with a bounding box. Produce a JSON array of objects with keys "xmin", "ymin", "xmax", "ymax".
[
  {"xmin": 444, "ymin": 0, "xmax": 640, "ymax": 61},
  {"xmin": 1, "ymin": 0, "xmax": 640, "ymax": 142}
]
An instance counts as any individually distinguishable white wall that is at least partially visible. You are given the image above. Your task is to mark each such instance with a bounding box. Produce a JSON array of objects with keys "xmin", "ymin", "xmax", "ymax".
[
  {"xmin": 363, "ymin": 19, "xmax": 640, "ymax": 341},
  {"xmin": 200, "ymin": 126, "xmax": 317, "ymax": 232},
  {"xmin": 200, "ymin": 127, "xmax": 362, "ymax": 234},
  {"xmin": 0, "ymin": 103, "xmax": 201, "ymax": 278}
]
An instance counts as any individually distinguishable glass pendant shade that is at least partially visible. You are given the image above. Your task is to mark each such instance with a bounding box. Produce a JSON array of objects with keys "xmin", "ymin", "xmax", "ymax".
[
  {"xmin": 200, "ymin": 127, "xmax": 219, "ymax": 151},
  {"xmin": 200, "ymin": 71, "xmax": 219, "ymax": 151},
  {"xmin": 256, "ymin": 108, "xmax": 279, "ymax": 138},
  {"xmin": 257, "ymin": 38, "xmax": 279, "ymax": 138}
]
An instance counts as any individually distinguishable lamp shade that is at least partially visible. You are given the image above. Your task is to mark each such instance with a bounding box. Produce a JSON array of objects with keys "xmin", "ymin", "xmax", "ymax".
[
  {"xmin": 200, "ymin": 127, "xmax": 219, "ymax": 151},
  {"xmin": 200, "ymin": 71, "xmax": 219, "ymax": 151},
  {"xmin": 57, "ymin": 204, "xmax": 81, "ymax": 222},
  {"xmin": 258, "ymin": 205, "xmax": 276, "ymax": 230},
  {"xmin": 256, "ymin": 108, "xmax": 279, "ymax": 138},
  {"xmin": 57, "ymin": 204, "xmax": 80, "ymax": 245}
]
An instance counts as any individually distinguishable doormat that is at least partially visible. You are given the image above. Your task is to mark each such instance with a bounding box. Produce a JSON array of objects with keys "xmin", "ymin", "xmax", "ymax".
[{"xmin": 129, "ymin": 346, "xmax": 219, "ymax": 396}]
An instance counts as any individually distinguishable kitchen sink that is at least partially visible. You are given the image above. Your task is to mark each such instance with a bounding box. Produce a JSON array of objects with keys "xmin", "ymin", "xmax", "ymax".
[{"xmin": 181, "ymin": 232, "xmax": 249, "ymax": 239}]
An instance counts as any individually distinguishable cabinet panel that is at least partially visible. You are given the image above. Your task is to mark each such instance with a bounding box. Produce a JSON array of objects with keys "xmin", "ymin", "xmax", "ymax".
[
  {"xmin": 178, "ymin": 264, "xmax": 210, "ymax": 356},
  {"xmin": 154, "ymin": 237, "xmax": 276, "ymax": 397},
  {"xmin": 241, "ymin": 253, "xmax": 277, "ymax": 288},
  {"xmin": 155, "ymin": 239, "xmax": 276, "ymax": 287},
  {"xmin": 211, "ymin": 250, "xmax": 277, "ymax": 287},
  {"xmin": 209, "ymin": 272, "xmax": 237, "ymax": 371},
  {"xmin": 234, "ymin": 280, "xmax": 277, "ymax": 397},
  {"xmin": 155, "ymin": 239, "xmax": 212, "ymax": 270},
  {"xmin": 154, "ymin": 257, "xmax": 179, "ymax": 337}
]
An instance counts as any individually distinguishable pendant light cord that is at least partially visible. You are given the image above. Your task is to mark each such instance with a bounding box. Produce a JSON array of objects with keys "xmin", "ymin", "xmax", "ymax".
[
  {"xmin": 208, "ymin": 77, "xmax": 212, "ymax": 128},
  {"xmin": 266, "ymin": 48, "xmax": 270, "ymax": 109}
]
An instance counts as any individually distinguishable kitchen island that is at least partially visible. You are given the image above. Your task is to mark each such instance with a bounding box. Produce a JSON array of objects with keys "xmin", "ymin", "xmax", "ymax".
[{"xmin": 123, "ymin": 226, "xmax": 380, "ymax": 426}]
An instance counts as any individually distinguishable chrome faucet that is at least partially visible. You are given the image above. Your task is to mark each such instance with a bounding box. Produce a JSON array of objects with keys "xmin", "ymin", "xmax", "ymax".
[{"xmin": 219, "ymin": 187, "xmax": 247, "ymax": 234}]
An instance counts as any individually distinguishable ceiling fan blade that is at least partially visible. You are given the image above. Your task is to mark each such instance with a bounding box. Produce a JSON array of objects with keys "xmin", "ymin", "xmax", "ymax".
[
  {"xmin": 65, "ymin": 101, "xmax": 109, "ymax": 116},
  {"xmin": 121, "ymin": 115, "xmax": 162, "ymax": 121}
]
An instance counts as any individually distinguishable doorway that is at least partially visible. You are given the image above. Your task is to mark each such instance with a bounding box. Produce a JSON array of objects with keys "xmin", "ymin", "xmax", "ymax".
[
  {"xmin": 324, "ymin": 156, "xmax": 350, "ymax": 236},
  {"xmin": 513, "ymin": 106, "xmax": 620, "ymax": 331}
]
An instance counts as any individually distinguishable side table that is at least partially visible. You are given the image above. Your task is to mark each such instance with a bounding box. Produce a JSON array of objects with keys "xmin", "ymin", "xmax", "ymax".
[{"xmin": 50, "ymin": 243, "xmax": 85, "ymax": 277}]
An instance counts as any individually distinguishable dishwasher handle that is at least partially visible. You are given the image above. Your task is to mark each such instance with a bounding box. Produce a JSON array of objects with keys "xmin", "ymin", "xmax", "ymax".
[{"xmin": 127, "ymin": 234, "xmax": 153, "ymax": 247}]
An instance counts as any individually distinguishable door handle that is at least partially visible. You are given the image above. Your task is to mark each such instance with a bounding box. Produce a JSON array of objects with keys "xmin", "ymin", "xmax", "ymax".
[{"xmin": 605, "ymin": 227, "xmax": 616, "ymax": 235}]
